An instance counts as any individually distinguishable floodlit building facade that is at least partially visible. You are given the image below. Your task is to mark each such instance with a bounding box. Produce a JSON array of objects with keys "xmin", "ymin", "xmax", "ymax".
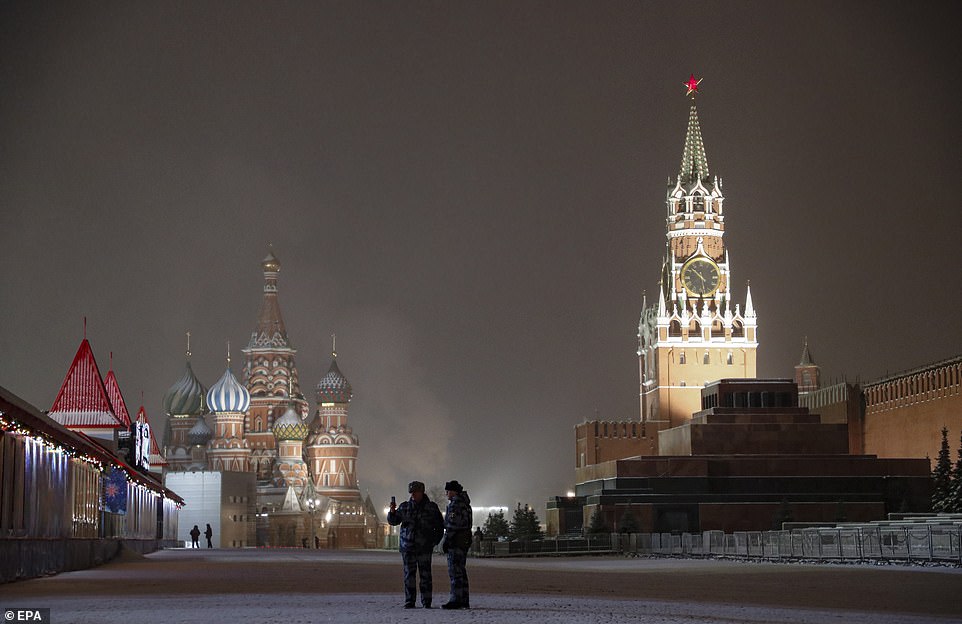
[{"xmin": 159, "ymin": 251, "xmax": 381, "ymax": 548}]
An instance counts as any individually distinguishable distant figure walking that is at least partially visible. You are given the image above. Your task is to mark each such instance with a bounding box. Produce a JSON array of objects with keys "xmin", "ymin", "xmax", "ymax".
[
  {"xmin": 189, "ymin": 525, "xmax": 200, "ymax": 548},
  {"xmin": 205, "ymin": 523, "xmax": 213, "ymax": 548},
  {"xmin": 473, "ymin": 527, "xmax": 484, "ymax": 556}
]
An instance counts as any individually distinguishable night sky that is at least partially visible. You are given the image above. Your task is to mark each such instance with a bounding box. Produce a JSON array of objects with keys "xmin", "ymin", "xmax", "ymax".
[{"xmin": 2, "ymin": 2, "xmax": 960, "ymax": 513}]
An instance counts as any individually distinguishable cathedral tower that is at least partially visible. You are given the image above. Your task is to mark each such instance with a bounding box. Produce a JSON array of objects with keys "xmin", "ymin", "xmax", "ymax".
[
  {"xmin": 305, "ymin": 345, "xmax": 361, "ymax": 501},
  {"xmin": 206, "ymin": 347, "xmax": 253, "ymax": 472},
  {"xmin": 242, "ymin": 250, "xmax": 309, "ymax": 482},
  {"xmin": 637, "ymin": 76, "xmax": 758, "ymax": 431},
  {"xmin": 270, "ymin": 391, "xmax": 310, "ymax": 489},
  {"xmin": 162, "ymin": 335, "xmax": 208, "ymax": 472}
]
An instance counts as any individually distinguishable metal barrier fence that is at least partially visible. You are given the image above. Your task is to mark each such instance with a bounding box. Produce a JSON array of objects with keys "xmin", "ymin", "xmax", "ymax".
[
  {"xmin": 477, "ymin": 534, "xmax": 616, "ymax": 557},
  {"xmin": 607, "ymin": 524, "xmax": 962, "ymax": 563},
  {"xmin": 454, "ymin": 523, "xmax": 962, "ymax": 565},
  {"xmin": 385, "ymin": 524, "xmax": 962, "ymax": 563}
]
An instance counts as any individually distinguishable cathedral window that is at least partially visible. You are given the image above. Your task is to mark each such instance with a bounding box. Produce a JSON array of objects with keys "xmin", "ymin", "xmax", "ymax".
[
  {"xmin": 703, "ymin": 353, "xmax": 710, "ymax": 365},
  {"xmin": 679, "ymin": 352, "xmax": 686, "ymax": 365},
  {"xmin": 727, "ymin": 352, "xmax": 734, "ymax": 365},
  {"xmin": 732, "ymin": 321, "xmax": 744, "ymax": 338},
  {"xmin": 670, "ymin": 320, "xmax": 683, "ymax": 337}
]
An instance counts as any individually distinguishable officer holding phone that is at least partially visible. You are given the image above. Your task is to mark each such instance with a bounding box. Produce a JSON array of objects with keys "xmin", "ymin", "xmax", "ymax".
[{"xmin": 387, "ymin": 481, "xmax": 444, "ymax": 609}]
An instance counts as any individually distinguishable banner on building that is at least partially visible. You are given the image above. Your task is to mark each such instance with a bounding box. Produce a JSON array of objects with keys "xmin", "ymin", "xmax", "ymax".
[{"xmin": 103, "ymin": 465, "xmax": 128, "ymax": 514}]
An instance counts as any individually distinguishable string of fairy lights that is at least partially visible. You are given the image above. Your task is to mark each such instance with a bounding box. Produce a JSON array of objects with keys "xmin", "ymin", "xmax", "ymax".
[{"xmin": 0, "ymin": 409, "xmax": 183, "ymax": 508}]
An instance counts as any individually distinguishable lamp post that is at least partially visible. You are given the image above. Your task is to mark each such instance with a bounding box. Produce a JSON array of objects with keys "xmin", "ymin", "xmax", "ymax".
[{"xmin": 307, "ymin": 497, "xmax": 318, "ymax": 548}]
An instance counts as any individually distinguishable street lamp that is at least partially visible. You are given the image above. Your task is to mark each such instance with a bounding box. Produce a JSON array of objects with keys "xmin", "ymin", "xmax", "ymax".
[{"xmin": 307, "ymin": 498, "xmax": 318, "ymax": 548}]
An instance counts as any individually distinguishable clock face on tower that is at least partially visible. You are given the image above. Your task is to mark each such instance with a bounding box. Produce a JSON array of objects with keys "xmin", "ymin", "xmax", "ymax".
[{"xmin": 681, "ymin": 257, "xmax": 720, "ymax": 296}]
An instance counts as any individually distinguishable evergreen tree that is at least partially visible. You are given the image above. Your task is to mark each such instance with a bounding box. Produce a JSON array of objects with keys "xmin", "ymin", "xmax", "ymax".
[
  {"xmin": 482, "ymin": 510, "xmax": 510, "ymax": 539},
  {"xmin": 949, "ymin": 430, "xmax": 962, "ymax": 513},
  {"xmin": 586, "ymin": 507, "xmax": 608, "ymax": 534},
  {"xmin": 931, "ymin": 427, "xmax": 952, "ymax": 512},
  {"xmin": 509, "ymin": 503, "xmax": 544, "ymax": 540},
  {"xmin": 618, "ymin": 506, "xmax": 640, "ymax": 533}
]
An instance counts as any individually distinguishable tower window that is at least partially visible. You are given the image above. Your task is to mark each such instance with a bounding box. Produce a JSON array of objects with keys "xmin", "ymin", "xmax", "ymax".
[
  {"xmin": 703, "ymin": 353, "xmax": 710, "ymax": 365},
  {"xmin": 669, "ymin": 320, "xmax": 682, "ymax": 337},
  {"xmin": 727, "ymin": 352, "xmax": 734, "ymax": 365},
  {"xmin": 679, "ymin": 352, "xmax": 686, "ymax": 365}
]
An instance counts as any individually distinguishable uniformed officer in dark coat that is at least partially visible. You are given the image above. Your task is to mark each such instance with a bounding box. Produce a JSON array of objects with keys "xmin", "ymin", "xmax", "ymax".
[
  {"xmin": 441, "ymin": 480, "xmax": 473, "ymax": 609},
  {"xmin": 387, "ymin": 480, "xmax": 444, "ymax": 608}
]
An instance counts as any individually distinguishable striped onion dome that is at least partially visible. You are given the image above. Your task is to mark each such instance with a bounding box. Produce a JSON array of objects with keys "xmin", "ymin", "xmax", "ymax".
[
  {"xmin": 272, "ymin": 405, "xmax": 309, "ymax": 441},
  {"xmin": 316, "ymin": 359, "xmax": 353, "ymax": 403},
  {"xmin": 187, "ymin": 417, "xmax": 212, "ymax": 446},
  {"xmin": 163, "ymin": 361, "xmax": 207, "ymax": 416},
  {"xmin": 206, "ymin": 366, "xmax": 251, "ymax": 413}
]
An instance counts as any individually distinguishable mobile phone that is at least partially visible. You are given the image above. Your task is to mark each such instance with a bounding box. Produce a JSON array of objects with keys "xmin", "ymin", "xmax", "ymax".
[{"xmin": 391, "ymin": 496, "xmax": 396, "ymax": 505}]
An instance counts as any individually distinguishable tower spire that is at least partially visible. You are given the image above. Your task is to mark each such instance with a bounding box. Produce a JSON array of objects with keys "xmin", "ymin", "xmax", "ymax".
[
  {"xmin": 679, "ymin": 75, "xmax": 709, "ymax": 185},
  {"xmin": 248, "ymin": 249, "xmax": 291, "ymax": 349}
]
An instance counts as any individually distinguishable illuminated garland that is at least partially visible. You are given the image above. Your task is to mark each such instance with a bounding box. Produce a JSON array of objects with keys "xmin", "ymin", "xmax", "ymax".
[
  {"xmin": 0, "ymin": 412, "xmax": 183, "ymax": 507},
  {"xmin": 0, "ymin": 413, "xmax": 107, "ymax": 471}
]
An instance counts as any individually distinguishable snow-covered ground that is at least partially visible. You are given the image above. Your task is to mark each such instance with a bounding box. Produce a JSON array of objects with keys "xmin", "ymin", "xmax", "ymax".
[
  {"xmin": 2, "ymin": 593, "xmax": 956, "ymax": 624},
  {"xmin": 1, "ymin": 548, "xmax": 960, "ymax": 624}
]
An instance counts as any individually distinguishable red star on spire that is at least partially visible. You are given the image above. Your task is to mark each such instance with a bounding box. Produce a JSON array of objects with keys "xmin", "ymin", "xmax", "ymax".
[{"xmin": 684, "ymin": 74, "xmax": 703, "ymax": 97}]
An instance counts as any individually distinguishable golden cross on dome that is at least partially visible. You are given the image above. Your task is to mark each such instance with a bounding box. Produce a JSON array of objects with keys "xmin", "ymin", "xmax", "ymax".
[{"xmin": 684, "ymin": 74, "xmax": 703, "ymax": 98}]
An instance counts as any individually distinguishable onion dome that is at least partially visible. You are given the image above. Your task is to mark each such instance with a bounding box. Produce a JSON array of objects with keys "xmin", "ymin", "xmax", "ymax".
[
  {"xmin": 272, "ymin": 405, "xmax": 309, "ymax": 441},
  {"xmin": 207, "ymin": 366, "xmax": 251, "ymax": 413},
  {"xmin": 262, "ymin": 250, "xmax": 280, "ymax": 272},
  {"xmin": 163, "ymin": 361, "xmax": 207, "ymax": 416},
  {"xmin": 187, "ymin": 417, "xmax": 212, "ymax": 446},
  {"xmin": 316, "ymin": 358, "xmax": 352, "ymax": 403}
]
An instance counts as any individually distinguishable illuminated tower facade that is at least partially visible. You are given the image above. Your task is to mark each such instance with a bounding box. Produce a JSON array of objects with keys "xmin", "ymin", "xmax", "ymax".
[
  {"xmin": 162, "ymin": 337, "xmax": 208, "ymax": 472},
  {"xmin": 271, "ymin": 398, "xmax": 310, "ymax": 489},
  {"xmin": 242, "ymin": 250, "xmax": 309, "ymax": 482},
  {"xmin": 305, "ymin": 348, "xmax": 361, "ymax": 501},
  {"xmin": 638, "ymin": 76, "xmax": 758, "ymax": 431},
  {"xmin": 206, "ymin": 350, "xmax": 253, "ymax": 472}
]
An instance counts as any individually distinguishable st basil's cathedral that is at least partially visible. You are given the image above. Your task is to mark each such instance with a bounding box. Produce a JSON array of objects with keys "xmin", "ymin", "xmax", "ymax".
[{"xmin": 161, "ymin": 251, "xmax": 380, "ymax": 548}]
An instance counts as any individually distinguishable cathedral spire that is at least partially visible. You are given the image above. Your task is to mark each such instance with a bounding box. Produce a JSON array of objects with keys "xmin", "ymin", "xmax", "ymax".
[{"xmin": 248, "ymin": 249, "xmax": 291, "ymax": 350}]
